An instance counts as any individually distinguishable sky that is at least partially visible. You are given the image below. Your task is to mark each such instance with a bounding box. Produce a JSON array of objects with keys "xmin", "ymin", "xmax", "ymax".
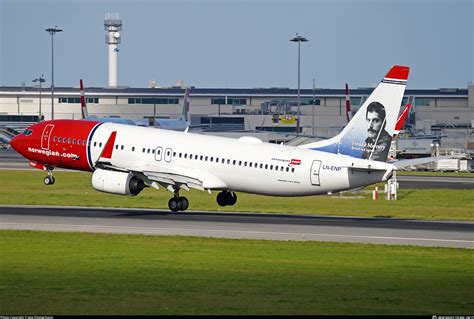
[{"xmin": 0, "ymin": 0, "xmax": 472, "ymax": 89}]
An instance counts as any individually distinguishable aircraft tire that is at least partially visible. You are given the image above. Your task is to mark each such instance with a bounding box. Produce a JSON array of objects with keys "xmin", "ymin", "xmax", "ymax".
[
  {"xmin": 227, "ymin": 192, "xmax": 237, "ymax": 206},
  {"xmin": 216, "ymin": 192, "xmax": 227, "ymax": 207},
  {"xmin": 44, "ymin": 176, "xmax": 55, "ymax": 186},
  {"xmin": 179, "ymin": 197, "xmax": 189, "ymax": 211},
  {"xmin": 168, "ymin": 198, "xmax": 180, "ymax": 212}
]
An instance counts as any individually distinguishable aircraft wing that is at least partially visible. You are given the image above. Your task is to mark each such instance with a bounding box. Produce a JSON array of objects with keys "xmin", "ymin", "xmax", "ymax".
[
  {"xmin": 96, "ymin": 159, "xmax": 226, "ymax": 192},
  {"xmin": 94, "ymin": 130, "xmax": 226, "ymax": 192}
]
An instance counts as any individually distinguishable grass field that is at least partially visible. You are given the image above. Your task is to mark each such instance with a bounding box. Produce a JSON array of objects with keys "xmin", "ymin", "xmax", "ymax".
[
  {"xmin": 1, "ymin": 230, "xmax": 472, "ymax": 315},
  {"xmin": 0, "ymin": 170, "xmax": 473, "ymax": 220}
]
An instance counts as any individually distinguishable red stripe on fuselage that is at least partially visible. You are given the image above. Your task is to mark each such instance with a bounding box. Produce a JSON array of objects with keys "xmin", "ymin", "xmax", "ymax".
[{"xmin": 18, "ymin": 120, "xmax": 100, "ymax": 172}]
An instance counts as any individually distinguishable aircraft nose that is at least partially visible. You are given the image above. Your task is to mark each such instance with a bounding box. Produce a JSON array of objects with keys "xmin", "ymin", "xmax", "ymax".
[{"xmin": 10, "ymin": 135, "xmax": 20, "ymax": 151}]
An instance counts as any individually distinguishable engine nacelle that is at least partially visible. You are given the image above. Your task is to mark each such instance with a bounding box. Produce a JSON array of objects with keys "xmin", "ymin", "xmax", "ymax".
[{"xmin": 92, "ymin": 169, "xmax": 145, "ymax": 196}]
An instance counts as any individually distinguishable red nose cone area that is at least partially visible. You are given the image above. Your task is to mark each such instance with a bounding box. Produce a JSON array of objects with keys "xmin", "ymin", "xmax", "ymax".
[{"xmin": 10, "ymin": 135, "xmax": 20, "ymax": 151}]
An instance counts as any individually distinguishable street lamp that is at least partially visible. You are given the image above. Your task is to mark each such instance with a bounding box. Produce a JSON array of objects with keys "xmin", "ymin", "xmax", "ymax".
[
  {"xmin": 290, "ymin": 33, "xmax": 308, "ymax": 135},
  {"xmin": 32, "ymin": 75, "xmax": 45, "ymax": 121},
  {"xmin": 45, "ymin": 26, "xmax": 63, "ymax": 120}
]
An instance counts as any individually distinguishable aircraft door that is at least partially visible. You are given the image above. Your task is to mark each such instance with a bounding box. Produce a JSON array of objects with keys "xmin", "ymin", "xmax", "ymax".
[
  {"xmin": 310, "ymin": 160, "xmax": 322, "ymax": 186},
  {"xmin": 41, "ymin": 124, "xmax": 54, "ymax": 150},
  {"xmin": 155, "ymin": 147, "xmax": 163, "ymax": 161}
]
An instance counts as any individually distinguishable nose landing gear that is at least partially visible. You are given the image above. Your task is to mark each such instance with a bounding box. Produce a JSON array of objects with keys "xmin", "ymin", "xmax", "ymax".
[
  {"xmin": 43, "ymin": 167, "xmax": 55, "ymax": 185},
  {"xmin": 216, "ymin": 191, "xmax": 237, "ymax": 207}
]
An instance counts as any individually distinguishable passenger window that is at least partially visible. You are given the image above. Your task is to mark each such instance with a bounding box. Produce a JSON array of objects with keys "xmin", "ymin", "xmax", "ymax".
[
  {"xmin": 179, "ymin": 153, "xmax": 182, "ymax": 158},
  {"xmin": 210, "ymin": 157, "xmax": 213, "ymax": 162},
  {"xmin": 233, "ymin": 160, "xmax": 236, "ymax": 165},
  {"xmin": 265, "ymin": 164, "xmax": 268, "ymax": 169},
  {"xmin": 291, "ymin": 167, "xmax": 295, "ymax": 173},
  {"xmin": 205, "ymin": 156, "xmax": 208, "ymax": 161},
  {"xmin": 53, "ymin": 137, "xmax": 56, "ymax": 142},
  {"xmin": 286, "ymin": 167, "xmax": 289, "ymax": 172},
  {"xmin": 99, "ymin": 142, "xmax": 102, "ymax": 147},
  {"xmin": 227, "ymin": 159, "xmax": 230, "ymax": 164},
  {"xmin": 173, "ymin": 152, "xmax": 176, "ymax": 157},
  {"xmin": 132, "ymin": 147, "xmax": 135, "ymax": 152},
  {"xmin": 142, "ymin": 148, "xmax": 146, "ymax": 153},
  {"xmin": 68, "ymin": 138, "xmax": 71, "ymax": 144},
  {"xmin": 121, "ymin": 145, "xmax": 124, "ymax": 150},
  {"xmin": 244, "ymin": 161, "xmax": 247, "ymax": 167},
  {"xmin": 115, "ymin": 145, "xmax": 118, "ymax": 149},
  {"xmin": 200, "ymin": 155, "xmax": 203, "ymax": 160},
  {"xmin": 147, "ymin": 149, "xmax": 150, "ymax": 154},
  {"xmin": 270, "ymin": 165, "xmax": 273, "ymax": 170},
  {"xmin": 152, "ymin": 149, "xmax": 155, "ymax": 154},
  {"xmin": 260, "ymin": 164, "xmax": 263, "ymax": 169},
  {"xmin": 222, "ymin": 158, "xmax": 225, "ymax": 164},
  {"xmin": 238, "ymin": 161, "xmax": 242, "ymax": 166},
  {"xmin": 94, "ymin": 142, "xmax": 97, "ymax": 147}
]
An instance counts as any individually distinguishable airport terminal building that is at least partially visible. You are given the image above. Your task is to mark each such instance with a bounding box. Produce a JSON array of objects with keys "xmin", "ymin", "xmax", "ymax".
[{"xmin": 0, "ymin": 84, "xmax": 473, "ymax": 162}]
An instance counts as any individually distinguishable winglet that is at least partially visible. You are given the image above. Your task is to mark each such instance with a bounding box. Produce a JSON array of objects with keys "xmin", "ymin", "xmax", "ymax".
[
  {"xmin": 80, "ymin": 79, "xmax": 89, "ymax": 119},
  {"xmin": 99, "ymin": 131, "xmax": 117, "ymax": 161}
]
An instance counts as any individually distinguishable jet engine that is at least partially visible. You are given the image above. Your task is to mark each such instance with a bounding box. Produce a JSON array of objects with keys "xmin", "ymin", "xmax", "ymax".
[{"xmin": 92, "ymin": 169, "xmax": 145, "ymax": 196}]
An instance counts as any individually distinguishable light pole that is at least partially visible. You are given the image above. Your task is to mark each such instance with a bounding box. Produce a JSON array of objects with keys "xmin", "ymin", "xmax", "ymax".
[
  {"xmin": 45, "ymin": 26, "xmax": 63, "ymax": 120},
  {"xmin": 290, "ymin": 33, "xmax": 308, "ymax": 135},
  {"xmin": 32, "ymin": 75, "xmax": 45, "ymax": 121}
]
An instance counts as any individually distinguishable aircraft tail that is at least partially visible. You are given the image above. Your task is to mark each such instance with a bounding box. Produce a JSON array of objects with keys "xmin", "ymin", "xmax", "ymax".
[
  {"xmin": 345, "ymin": 83, "xmax": 352, "ymax": 122},
  {"xmin": 80, "ymin": 79, "xmax": 89, "ymax": 119},
  {"xmin": 393, "ymin": 96, "xmax": 413, "ymax": 136},
  {"xmin": 300, "ymin": 65, "xmax": 410, "ymax": 162},
  {"xmin": 179, "ymin": 88, "xmax": 190, "ymax": 121}
]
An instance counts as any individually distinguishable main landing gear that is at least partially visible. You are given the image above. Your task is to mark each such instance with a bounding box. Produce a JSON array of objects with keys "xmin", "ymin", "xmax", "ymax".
[
  {"xmin": 216, "ymin": 191, "xmax": 237, "ymax": 207},
  {"xmin": 43, "ymin": 167, "xmax": 55, "ymax": 185},
  {"xmin": 168, "ymin": 189, "xmax": 189, "ymax": 212}
]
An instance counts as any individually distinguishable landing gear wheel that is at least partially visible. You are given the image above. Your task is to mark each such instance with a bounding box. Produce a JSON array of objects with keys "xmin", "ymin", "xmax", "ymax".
[
  {"xmin": 217, "ymin": 192, "xmax": 228, "ymax": 206},
  {"xmin": 168, "ymin": 198, "xmax": 180, "ymax": 212},
  {"xmin": 178, "ymin": 197, "xmax": 189, "ymax": 211},
  {"xmin": 44, "ymin": 175, "xmax": 55, "ymax": 185},
  {"xmin": 217, "ymin": 191, "xmax": 237, "ymax": 207},
  {"xmin": 227, "ymin": 192, "xmax": 237, "ymax": 206}
]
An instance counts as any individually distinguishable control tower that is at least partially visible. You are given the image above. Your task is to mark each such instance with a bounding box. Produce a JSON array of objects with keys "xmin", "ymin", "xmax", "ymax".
[{"xmin": 104, "ymin": 13, "xmax": 122, "ymax": 87}]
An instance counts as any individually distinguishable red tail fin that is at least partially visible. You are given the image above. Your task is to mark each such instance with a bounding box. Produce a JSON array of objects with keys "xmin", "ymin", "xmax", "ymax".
[
  {"xmin": 80, "ymin": 79, "xmax": 89, "ymax": 119},
  {"xmin": 345, "ymin": 83, "xmax": 352, "ymax": 122}
]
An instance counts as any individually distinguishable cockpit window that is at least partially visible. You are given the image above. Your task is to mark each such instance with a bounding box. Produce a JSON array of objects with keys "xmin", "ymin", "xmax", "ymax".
[{"xmin": 23, "ymin": 129, "xmax": 33, "ymax": 136}]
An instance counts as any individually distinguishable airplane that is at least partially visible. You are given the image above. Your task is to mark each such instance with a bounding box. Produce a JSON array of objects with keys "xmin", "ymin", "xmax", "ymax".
[
  {"xmin": 135, "ymin": 88, "xmax": 191, "ymax": 131},
  {"xmin": 79, "ymin": 80, "xmax": 137, "ymax": 125},
  {"xmin": 10, "ymin": 65, "xmax": 445, "ymax": 212}
]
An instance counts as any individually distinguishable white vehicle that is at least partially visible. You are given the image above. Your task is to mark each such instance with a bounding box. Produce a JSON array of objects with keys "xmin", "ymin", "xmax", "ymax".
[{"xmin": 11, "ymin": 65, "xmax": 440, "ymax": 212}]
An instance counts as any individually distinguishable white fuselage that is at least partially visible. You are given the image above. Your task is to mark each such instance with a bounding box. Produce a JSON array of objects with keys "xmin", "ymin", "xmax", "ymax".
[{"xmin": 89, "ymin": 123, "xmax": 393, "ymax": 196}]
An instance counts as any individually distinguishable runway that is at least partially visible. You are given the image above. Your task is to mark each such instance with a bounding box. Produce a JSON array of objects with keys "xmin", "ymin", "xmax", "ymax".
[
  {"xmin": 1, "ymin": 149, "xmax": 472, "ymax": 189},
  {"xmin": 1, "ymin": 205, "xmax": 473, "ymax": 249}
]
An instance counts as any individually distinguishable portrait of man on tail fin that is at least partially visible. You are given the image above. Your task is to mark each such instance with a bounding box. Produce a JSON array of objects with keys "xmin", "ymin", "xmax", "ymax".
[{"xmin": 362, "ymin": 102, "xmax": 392, "ymax": 161}]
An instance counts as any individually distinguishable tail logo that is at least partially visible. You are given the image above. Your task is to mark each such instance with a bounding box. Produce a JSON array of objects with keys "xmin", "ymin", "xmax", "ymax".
[{"xmin": 361, "ymin": 102, "xmax": 392, "ymax": 161}]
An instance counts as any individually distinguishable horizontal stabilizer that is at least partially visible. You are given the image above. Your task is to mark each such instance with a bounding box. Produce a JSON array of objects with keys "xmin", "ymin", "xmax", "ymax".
[{"xmin": 392, "ymin": 156, "xmax": 455, "ymax": 169}]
